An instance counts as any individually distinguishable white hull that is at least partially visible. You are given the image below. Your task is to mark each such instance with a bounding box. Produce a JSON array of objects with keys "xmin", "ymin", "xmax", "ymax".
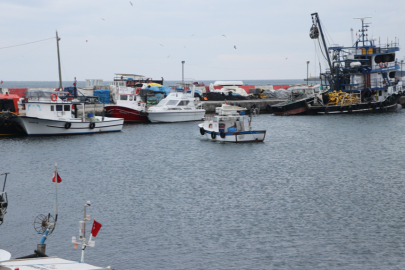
[
  {"xmin": 148, "ymin": 110, "xmax": 205, "ymax": 123},
  {"xmin": 203, "ymin": 129, "xmax": 266, "ymax": 143},
  {"xmin": 14, "ymin": 116, "xmax": 123, "ymax": 136}
]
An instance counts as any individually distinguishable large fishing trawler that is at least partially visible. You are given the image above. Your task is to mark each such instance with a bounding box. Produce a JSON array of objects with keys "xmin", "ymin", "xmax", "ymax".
[{"xmin": 273, "ymin": 13, "xmax": 405, "ymax": 115}]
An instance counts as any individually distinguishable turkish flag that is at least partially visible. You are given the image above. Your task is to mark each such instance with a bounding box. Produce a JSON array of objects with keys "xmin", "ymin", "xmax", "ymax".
[
  {"xmin": 91, "ymin": 220, "xmax": 102, "ymax": 237},
  {"xmin": 1, "ymin": 80, "xmax": 3, "ymax": 84},
  {"xmin": 52, "ymin": 171, "xmax": 62, "ymax": 183}
]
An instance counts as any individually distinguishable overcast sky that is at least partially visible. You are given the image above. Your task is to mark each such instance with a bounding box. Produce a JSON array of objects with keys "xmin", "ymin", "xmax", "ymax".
[{"xmin": 0, "ymin": 0, "xmax": 404, "ymax": 81}]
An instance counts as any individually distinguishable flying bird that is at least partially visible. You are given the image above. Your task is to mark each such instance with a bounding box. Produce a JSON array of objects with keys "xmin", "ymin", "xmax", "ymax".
[
  {"xmin": 167, "ymin": 55, "xmax": 170, "ymax": 58},
  {"xmin": 285, "ymin": 57, "xmax": 288, "ymax": 60},
  {"xmin": 101, "ymin": 18, "xmax": 105, "ymax": 21},
  {"xmin": 234, "ymin": 45, "xmax": 237, "ymax": 49},
  {"xmin": 184, "ymin": 46, "xmax": 186, "ymax": 48},
  {"xmin": 159, "ymin": 44, "xmax": 164, "ymax": 47},
  {"xmin": 191, "ymin": 34, "xmax": 195, "ymax": 36},
  {"xmin": 222, "ymin": 35, "xmax": 226, "ymax": 37},
  {"xmin": 130, "ymin": 1, "xmax": 133, "ymax": 5},
  {"xmin": 86, "ymin": 40, "xmax": 88, "ymax": 42}
]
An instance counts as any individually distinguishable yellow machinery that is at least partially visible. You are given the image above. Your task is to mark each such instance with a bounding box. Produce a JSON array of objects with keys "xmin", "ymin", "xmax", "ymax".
[{"xmin": 326, "ymin": 90, "xmax": 361, "ymax": 106}]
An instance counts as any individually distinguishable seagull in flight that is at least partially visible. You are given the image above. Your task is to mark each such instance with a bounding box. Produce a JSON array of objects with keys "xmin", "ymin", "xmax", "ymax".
[
  {"xmin": 167, "ymin": 55, "xmax": 170, "ymax": 58},
  {"xmin": 234, "ymin": 45, "xmax": 237, "ymax": 49},
  {"xmin": 191, "ymin": 34, "xmax": 195, "ymax": 36},
  {"xmin": 130, "ymin": 1, "xmax": 133, "ymax": 5},
  {"xmin": 285, "ymin": 57, "xmax": 288, "ymax": 60},
  {"xmin": 101, "ymin": 18, "xmax": 105, "ymax": 21},
  {"xmin": 159, "ymin": 44, "xmax": 164, "ymax": 47},
  {"xmin": 86, "ymin": 40, "xmax": 88, "ymax": 42},
  {"xmin": 222, "ymin": 35, "xmax": 226, "ymax": 37}
]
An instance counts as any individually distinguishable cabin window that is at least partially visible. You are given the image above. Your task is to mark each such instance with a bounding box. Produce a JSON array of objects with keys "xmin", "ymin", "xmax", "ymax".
[
  {"xmin": 56, "ymin": 105, "xmax": 62, "ymax": 111},
  {"xmin": 389, "ymin": 71, "xmax": 396, "ymax": 78},
  {"xmin": 120, "ymin": 95, "xmax": 128, "ymax": 101},
  {"xmin": 166, "ymin": 100, "xmax": 178, "ymax": 106},
  {"xmin": 177, "ymin": 100, "xmax": 189, "ymax": 106},
  {"xmin": 50, "ymin": 105, "xmax": 54, "ymax": 111},
  {"xmin": 129, "ymin": 96, "xmax": 134, "ymax": 101},
  {"xmin": 379, "ymin": 91, "xmax": 382, "ymax": 96},
  {"xmin": 64, "ymin": 105, "xmax": 70, "ymax": 111},
  {"xmin": 375, "ymin": 53, "xmax": 395, "ymax": 63}
]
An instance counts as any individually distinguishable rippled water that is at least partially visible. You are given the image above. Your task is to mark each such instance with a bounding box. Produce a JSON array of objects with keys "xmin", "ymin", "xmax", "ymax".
[{"xmin": 2, "ymin": 111, "xmax": 405, "ymax": 269}]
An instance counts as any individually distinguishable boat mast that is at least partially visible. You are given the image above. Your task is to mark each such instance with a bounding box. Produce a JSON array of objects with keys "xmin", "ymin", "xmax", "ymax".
[{"xmin": 56, "ymin": 31, "xmax": 63, "ymax": 90}]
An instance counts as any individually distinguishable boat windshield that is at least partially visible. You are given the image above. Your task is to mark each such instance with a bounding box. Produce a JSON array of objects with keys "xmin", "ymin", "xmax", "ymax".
[
  {"xmin": 166, "ymin": 100, "xmax": 178, "ymax": 106},
  {"xmin": 177, "ymin": 100, "xmax": 189, "ymax": 106}
]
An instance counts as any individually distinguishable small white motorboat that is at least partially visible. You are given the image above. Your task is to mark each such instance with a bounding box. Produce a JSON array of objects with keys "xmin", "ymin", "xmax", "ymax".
[
  {"xmin": 147, "ymin": 85, "xmax": 205, "ymax": 123},
  {"xmin": 198, "ymin": 103, "xmax": 266, "ymax": 143}
]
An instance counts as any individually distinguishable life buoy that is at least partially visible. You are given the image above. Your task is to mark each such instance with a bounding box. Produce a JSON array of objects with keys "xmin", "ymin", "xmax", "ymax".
[
  {"xmin": 211, "ymin": 131, "xmax": 216, "ymax": 139},
  {"xmin": 347, "ymin": 105, "xmax": 352, "ymax": 113},
  {"xmin": 353, "ymin": 104, "xmax": 359, "ymax": 110},
  {"xmin": 220, "ymin": 131, "xmax": 226, "ymax": 138},
  {"xmin": 367, "ymin": 102, "xmax": 372, "ymax": 108},
  {"xmin": 136, "ymin": 88, "xmax": 141, "ymax": 95},
  {"xmin": 89, "ymin": 122, "xmax": 95, "ymax": 129},
  {"xmin": 324, "ymin": 107, "xmax": 330, "ymax": 114},
  {"xmin": 200, "ymin": 127, "xmax": 205, "ymax": 135},
  {"xmin": 51, "ymin": 93, "xmax": 58, "ymax": 102},
  {"xmin": 64, "ymin": 122, "xmax": 71, "ymax": 129},
  {"xmin": 379, "ymin": 62, "xmax": 384, "ymax": 68},
  {"xmin": 384, "ymin": 62, "xmax": 388, "ymax": 68}
]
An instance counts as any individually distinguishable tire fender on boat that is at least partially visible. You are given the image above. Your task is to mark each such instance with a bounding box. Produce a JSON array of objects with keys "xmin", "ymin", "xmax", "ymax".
[
  {"xmin": 211, "ymin": 131, "xmax": 216, "ymax": 139},
  {"xmin": 64, "ymin": 122, "xmax": 71, "ymax": 129},
  {"xmin": 347, "ymin": 105, "xmax": 352, "ymax": 113},
  {"xmin": 89, "ymin": 122, "xmax": 95, "ymax": 129},
  {"xmin": 220, "ymin": 131, "xmax": 226, "ymax": 138},
  {"xmin": 200, "ymin": 127, "xmax": 205, "ymax": 135},
  {"xmin": 324, "ymin": 107, "xmax": 330, "ymax": 114}
]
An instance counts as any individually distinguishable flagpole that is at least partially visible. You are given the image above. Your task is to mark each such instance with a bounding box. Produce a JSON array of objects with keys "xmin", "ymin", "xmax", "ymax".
[{"xmin": 55, "ymin": 163, "xmax": 58, "ymax": 223}]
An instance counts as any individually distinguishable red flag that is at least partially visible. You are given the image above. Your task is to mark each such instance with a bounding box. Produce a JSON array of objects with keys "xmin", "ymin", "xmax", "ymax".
[
  {"xmin": 91, "ymin": 220, "xmax": 102, "ymax": 237},
  {"xmin": 1, "ymin": 80, "xmax": 3, "ymax": 84},
  {"xmin": 52, "ymin": 171, "xmax": 62, "ymax": 183}
]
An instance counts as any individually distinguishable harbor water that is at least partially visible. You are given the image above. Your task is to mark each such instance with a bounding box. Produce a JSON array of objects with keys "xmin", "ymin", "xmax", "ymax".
[{"xmin": 1, "ymin": 81, "xmax": 405, "ymax": 269}]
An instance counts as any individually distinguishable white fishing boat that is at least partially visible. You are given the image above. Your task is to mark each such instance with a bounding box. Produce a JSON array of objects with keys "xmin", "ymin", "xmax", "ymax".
[
  {"xmin": 13, "ymin": 89, "xmax": 123, "ymax": 136},
  {"xmin": 198, "ymin": 103, "xmax": 266, "ymax": 143},
  {"xmin": 147, "ymin": 85, "xmax": 205, "ymax": 123}
]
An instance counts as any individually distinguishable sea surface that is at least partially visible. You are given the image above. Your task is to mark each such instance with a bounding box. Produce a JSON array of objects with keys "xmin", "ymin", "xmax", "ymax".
[{"xmin": 1, "ymin": 81, "xmax": 405, "ymax": 269}]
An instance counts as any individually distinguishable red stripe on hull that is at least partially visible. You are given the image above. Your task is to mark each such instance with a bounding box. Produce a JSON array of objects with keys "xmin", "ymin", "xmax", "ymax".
[
  {"xmin": 273, "ymin": 106, "xmax": 307, "ymax": 116},
  {"xmin": 104, "ymin": 106, "xmax": 149, "ymax": 123}
]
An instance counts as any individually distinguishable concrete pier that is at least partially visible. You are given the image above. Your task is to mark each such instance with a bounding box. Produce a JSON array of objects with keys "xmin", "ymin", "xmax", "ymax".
[{"xmin": 79, "ymin": 96, "xmax": 405, "ymax": 116}]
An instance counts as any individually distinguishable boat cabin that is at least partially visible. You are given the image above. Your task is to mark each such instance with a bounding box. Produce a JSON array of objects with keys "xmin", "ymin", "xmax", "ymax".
[
  {"xmin": 116, "ymin": 86, "xmax": 146, "ymax": 110},
  {"xmin": 151, "ymin": 92, "xmax": 200, "ymax": 111},
  {"xmin": 0, "ymin": 93, "xmax": 22, "ymax": 114},
  {"xmin": 24, "ymin": 89, "xmax": 73, "ymax": 120},
  {"xmin": 205, "ymin": 105, "xmax": 247, "ymax": 132}
]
